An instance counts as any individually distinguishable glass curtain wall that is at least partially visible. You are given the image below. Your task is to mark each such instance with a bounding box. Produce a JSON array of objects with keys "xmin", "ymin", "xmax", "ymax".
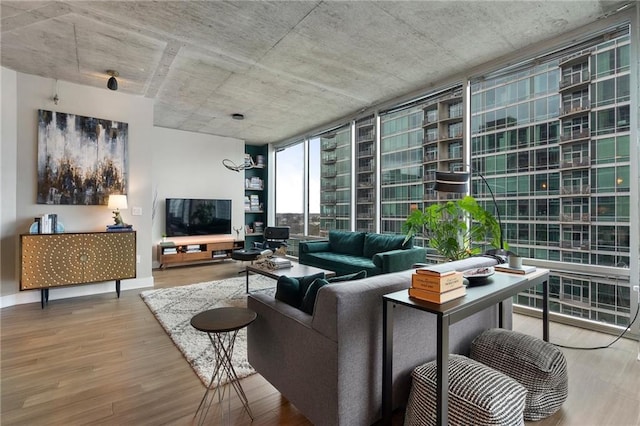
[
  {"xmin": 470, "ymin": 29, "xmax": 632, "ymax": 327},
  {"xmin": 272, "ymin": 22, "xmax": 636, "ymax": 333}
]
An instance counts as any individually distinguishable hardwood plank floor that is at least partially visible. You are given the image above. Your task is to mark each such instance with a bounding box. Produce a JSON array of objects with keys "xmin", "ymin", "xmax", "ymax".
[{"xmin": 2, "ymin": 261, "xmax": 639, "ymax": 425}]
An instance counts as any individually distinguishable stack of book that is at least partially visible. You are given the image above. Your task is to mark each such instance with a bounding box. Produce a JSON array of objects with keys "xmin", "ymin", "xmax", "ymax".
[
  {"xmin": 106, "ymin": 224, "xmax": 133, "ymax": 232},
  {"xmin": 249, "ymin": 195, "xmax": 261, "ymax": 211},
  {"xmin": 409, "ymin": 266, "xmax": 466, "ymax": 303}
]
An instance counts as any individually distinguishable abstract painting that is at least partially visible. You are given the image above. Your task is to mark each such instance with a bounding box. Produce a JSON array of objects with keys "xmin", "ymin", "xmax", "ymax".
[{"xmin": 37, "ymin": 110, "xmax": 128, "ymax": 205}]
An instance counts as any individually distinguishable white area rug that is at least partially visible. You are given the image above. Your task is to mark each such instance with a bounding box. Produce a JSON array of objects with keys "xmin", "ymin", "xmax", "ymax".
[{"xmin": 140, "ymin": 274, "xmax": 275, "ymax": 386}]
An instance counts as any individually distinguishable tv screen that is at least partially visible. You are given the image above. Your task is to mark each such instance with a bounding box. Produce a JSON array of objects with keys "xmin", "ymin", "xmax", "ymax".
[{"xmin": 165, "ymin": 198, "xmax": 232, "ymax": 237}]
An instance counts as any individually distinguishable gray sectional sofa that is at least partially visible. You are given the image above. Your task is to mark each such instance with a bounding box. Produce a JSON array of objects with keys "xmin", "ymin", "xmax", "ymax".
[{"xmin": 247, "ymin": 256, "xmax": 506, "ymax": 425}]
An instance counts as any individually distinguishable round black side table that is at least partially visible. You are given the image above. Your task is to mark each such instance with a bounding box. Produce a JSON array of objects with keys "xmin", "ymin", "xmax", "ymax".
[{"xmin": 190, "ymin": 307, "xmax": 257, "ymax": 425}]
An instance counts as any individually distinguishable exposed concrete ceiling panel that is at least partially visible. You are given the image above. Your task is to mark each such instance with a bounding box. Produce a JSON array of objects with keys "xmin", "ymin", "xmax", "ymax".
[{"xmin": 1, "ymin": 1, "xmax": 631, "ymax": 144}]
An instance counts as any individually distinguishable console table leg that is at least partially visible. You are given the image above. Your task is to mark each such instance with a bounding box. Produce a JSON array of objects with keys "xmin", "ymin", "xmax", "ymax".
[
  {"xmin": 542, "ymin": 278, "xmax": 549, "ymax": 342},
  {"xmin": 382, "ymin": 300, "xmax": 394, "ymax": 425},
  {"xmin": 116, "ymin": 280, "xmax": 121, "ymax": 298},
  {"xmin": 436, "ymin": 314, "xmax": 449, "ymax": 426}
]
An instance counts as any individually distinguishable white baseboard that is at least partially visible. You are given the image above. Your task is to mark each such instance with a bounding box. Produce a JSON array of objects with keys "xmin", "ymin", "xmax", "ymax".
[{"xmin": 0, "ymin": 276, "xmax": 154, "ymax": 309}]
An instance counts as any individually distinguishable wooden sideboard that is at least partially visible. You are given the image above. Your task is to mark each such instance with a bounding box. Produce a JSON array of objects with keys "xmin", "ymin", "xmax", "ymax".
[{"xmin": 20, "ymin": 232, "xmax": 136, "ymax": 308}]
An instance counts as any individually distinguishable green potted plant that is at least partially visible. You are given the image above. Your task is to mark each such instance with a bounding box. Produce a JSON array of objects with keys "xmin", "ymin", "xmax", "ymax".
[{"xmin": 402, "ymin": 195, "xmax": 504, "ymax": 261}]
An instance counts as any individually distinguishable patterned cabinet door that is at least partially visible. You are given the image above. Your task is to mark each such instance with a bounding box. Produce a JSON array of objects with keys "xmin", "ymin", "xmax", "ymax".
[
  {"xmin": 21, "ymin": 234, "xmax": 85, "ymax": 289},
  {"xmin": 20, "ymin": 232, "xmax": 136, "ymax": 290},
  {"xmin": 82, "ymin": 232, "xmax": 136, "ymax": 283}
]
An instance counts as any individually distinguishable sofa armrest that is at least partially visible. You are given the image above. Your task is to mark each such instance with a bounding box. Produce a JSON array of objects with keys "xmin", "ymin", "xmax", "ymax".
[
  {"xmin": 299, "ymin": 240, "xmax": 330, "ymax": 253},
  {"xmin": 372, "ymin": 247, "xmax": 427, "ymax": 273}
]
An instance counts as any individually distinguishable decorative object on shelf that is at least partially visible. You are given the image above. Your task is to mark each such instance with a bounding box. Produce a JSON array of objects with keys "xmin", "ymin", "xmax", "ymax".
[
  {"xmin": 37, "ymin": 109, "xmax": 128, "ymax": 205},
  {"xmin": 30, "ymin": 214, "xmax": 63, "ymax": 234},
  {"xmin": 108, "ymin": 194, "xmax": 128, "ymax": 226},
  {"xmin": 462, "ymin": 266, "xmax": 495, "ymax": 286},
  {"xmin": 233, "ymin": 226, "xmax": 243, "ymax": 240}
]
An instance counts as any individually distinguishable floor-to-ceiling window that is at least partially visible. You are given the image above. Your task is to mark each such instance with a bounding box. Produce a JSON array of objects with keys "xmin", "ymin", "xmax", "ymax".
[{"xmin": 271, "ymin": 19, "xmax": 637, "ymax": 334}]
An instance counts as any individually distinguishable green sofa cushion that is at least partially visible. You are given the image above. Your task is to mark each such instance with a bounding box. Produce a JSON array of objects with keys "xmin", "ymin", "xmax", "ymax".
[
  {"xmin": 300, "ymin": 278, "xmax": 331, "ymax": 314},
  {"xmin": 274, "ymin": 276, "xmax": 300, "ymax": 307},
  {"xmin": 363, "ymin": 233, "xmax": 412, "ymax": 259},
  {"xmin": 329, "ymin": 230, "xmax": 365, "ymax": 256},
  {"xmin": 301, "ymin": 270, "xmax": 367, "ymax": 314},
  {"xmin": 328, "ymin": 270, "xmax": 367, "ymax": 283},
  {"xmin": 275, "ymin": 272, "xmax": 326, "ymax": 310}
]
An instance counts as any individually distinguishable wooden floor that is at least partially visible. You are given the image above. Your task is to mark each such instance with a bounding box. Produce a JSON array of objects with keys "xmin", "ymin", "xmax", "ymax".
[{"xmin": 2, "ymin": 261, "xmax": 639, "ymax": 425}]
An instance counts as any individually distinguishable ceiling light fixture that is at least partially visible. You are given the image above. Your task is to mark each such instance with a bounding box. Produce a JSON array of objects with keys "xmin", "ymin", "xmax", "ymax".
[
  {"xmin": 106, "ymin": 70, "xmax": 119, "ymax": 91},
  {"xmin": 231, "ymin": 113, "xmax": 245, "ymax": 120}
]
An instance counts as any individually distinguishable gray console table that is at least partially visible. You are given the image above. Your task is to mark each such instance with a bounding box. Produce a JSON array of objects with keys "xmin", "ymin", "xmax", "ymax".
[{"xmin": 381, "ymin": 268, "xmax": 550, "ymax": 425}]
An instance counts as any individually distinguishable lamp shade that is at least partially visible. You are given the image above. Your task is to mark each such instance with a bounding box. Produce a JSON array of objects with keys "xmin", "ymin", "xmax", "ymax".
[
  {"xmin": 433, "ymin": 171, "xmax": 470, "ymax": 193},
  {"xmin": 108, "ymin": 194, "xmax": 128, "ymax": 210}
]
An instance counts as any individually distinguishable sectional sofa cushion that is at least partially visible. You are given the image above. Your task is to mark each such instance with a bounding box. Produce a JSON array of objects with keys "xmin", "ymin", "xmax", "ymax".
[
  {"xmin": 300, "ymin": 278, "xmax": 330, "ymax": 314},
  {"xmin": 274, "ymin": 272, "xmax": 326, "ymax": 309},
  {"xmin": 363, "ymin": 233, "xmax": 412, "ymax": 258},
  {"xmin": 328, "ymin": 230, "xmax": 365, "ymax": 256}
]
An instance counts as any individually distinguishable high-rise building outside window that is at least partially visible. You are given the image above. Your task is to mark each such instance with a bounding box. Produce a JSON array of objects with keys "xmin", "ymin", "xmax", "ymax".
[{"xmin": 470, "ymin": 29, "xmax": 632, "ymax": 326}]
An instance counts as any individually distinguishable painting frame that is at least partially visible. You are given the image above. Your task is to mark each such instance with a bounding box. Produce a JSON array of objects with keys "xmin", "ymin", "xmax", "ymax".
[{"xmin": 37, "ymin": 109, "xmax": 129, "ymax": 205}]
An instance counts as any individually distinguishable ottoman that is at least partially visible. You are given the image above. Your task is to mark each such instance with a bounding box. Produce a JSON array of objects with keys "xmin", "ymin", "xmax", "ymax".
[
  {"xmin": 470, "ymin": 329, "xmax": 568, "ymax": 421},
  {"xmin": 404, "ymin": 354, "xmax": 527, "ymax": 426}
]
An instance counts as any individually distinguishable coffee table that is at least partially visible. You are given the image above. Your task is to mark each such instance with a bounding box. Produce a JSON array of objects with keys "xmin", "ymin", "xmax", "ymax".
[{"xmin": 245, "ymin": 260, "xmax": 336, "ymax": 293}]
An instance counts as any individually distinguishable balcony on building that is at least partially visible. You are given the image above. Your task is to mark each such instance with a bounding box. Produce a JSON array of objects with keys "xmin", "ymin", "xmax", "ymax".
[
  {"xmin": 322, "ymin": 152, "xmax": 337, "ymax": 164},
  {"xmin": 321, "ymin": 139, "xmax": 338, "ymax": 151},
  {"xmin": 560, "ymin": 156, "xmax": 591, "ymax": 169},
  {"xmin": 558, "ymin": 48, "xmax": 593, "ymax": 67},
  {"xmin": 358, "ymin": 145, "xmax": 374, "ymax": 158},
  {"xmin": 560, "ymin": 128, "xmax": 591, "ymax": 144},
  {"xmin": 560, "ymin": 213, "xmax": 592, "ymax": 223},
  {"xmin": 321, "ymin": 167, "xmax": 337, "ymax": 178},
  {"xmin": 560, "ymin": 185, "xmax": 591, "ymax": 196},
  {"xmin": 560, "ymin": 97, "xmax": 591, "ymax": 118},
  {"xmin": 559, "ymin": 70, "xmax": 591, "ymax": 92}
]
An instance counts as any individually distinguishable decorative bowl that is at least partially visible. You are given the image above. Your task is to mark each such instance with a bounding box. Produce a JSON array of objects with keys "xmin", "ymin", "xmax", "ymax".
[{"xmin": 462, "ymin": 266, "xmax": 495, "ymax": 286}]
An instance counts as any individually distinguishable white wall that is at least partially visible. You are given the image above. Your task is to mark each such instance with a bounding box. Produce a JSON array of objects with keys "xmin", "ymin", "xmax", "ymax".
[
  {"xmin": 0, "ymin": 69, "xmax": 245, "ymax": 307},
  {"xmin": 151, "ymin": 127, "xmax": 245, "ymax": 266}
]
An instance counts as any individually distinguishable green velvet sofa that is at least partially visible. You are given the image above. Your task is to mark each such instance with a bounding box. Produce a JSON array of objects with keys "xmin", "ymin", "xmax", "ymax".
[{"xmin": 298, "ymin": 230, "xmax": 427, "ymax": 276}]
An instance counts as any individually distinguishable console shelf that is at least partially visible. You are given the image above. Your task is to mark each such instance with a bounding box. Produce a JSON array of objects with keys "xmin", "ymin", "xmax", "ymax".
[{"xmin": 157, "ymin": 236, "xmax": 243, "ymax": 269}]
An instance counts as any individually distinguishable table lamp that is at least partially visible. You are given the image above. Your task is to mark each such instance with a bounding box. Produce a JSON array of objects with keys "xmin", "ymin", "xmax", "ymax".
[{"xmin": 108, "ymin": 194, "xmax": 128, "ymax": 226}]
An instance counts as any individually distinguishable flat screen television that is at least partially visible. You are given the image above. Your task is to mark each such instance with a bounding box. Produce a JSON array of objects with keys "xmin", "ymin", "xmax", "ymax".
[{"xmin": 165, "ymin": 198, "xmax": 232, "ymax": 237}]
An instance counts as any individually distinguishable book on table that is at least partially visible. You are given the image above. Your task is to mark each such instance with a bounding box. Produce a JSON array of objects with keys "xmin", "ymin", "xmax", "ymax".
[
  {"xmin": 415, "ymin": 263, "xmax": 457, "ymax": 277},
  {"xmin": 411, "ymin": 271, "xmax": 464, "ymax": 292},
  {"xmin": 408, "ymin": 286, "xmax": 467, "ymax": 303},
  {"xmin": 494, "ymin": 265, "xmax": 537, "ymax": 275}
]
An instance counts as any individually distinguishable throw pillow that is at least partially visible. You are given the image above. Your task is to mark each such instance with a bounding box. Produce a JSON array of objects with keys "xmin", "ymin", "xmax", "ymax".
[
  {"xmin": 275, "ymin": 272, "xmax": 327, "ymax": 310},
  {"xmin": 300, "ymin": 278, "xmax": 331, "ymax": 314},
  {"xmin": 328, "ymin": 270, "xmax": 367, "ymax": 283},
  {"xmin": 328, "ymin": 230, "xmax": 365, "ymax": 256},
  {"xmin": 297, "ymin": 272, "xmax": 327, "ymax": 303},
  {"xmin": 274, "ymin": 276, "xmax": 300, "ymax": 308},
  {"xmin": 363, "ymin": 233, "xmax": 409, "ymax": 259}
]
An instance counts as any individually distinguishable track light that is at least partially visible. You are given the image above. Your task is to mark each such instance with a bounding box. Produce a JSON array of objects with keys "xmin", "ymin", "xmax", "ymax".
[{"xmin": 106, "ymin": 70, "xmax": 119, "ymax": 91}]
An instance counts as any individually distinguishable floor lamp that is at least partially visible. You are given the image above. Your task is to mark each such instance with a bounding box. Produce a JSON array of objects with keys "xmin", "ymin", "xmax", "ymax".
[{"xmin": 433, "ymin": 170, "xmax": 511, "ymax": 261}]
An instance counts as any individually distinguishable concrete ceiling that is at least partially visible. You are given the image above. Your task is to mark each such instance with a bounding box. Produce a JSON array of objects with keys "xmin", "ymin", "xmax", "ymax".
[{"xmin": 0, "ymin": 1, "xmax": 631, "ymax": 144}]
